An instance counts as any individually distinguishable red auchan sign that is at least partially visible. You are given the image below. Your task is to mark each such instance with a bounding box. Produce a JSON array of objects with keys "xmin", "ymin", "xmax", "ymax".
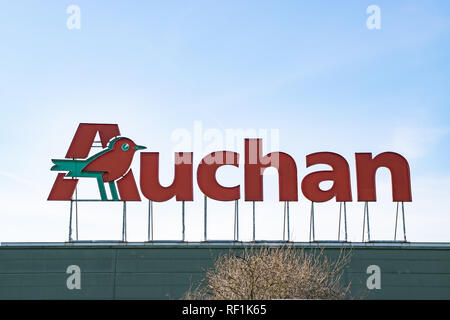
[{"xmin": 48, "ymin": 123, "xmax": 412, "ymax": 203}]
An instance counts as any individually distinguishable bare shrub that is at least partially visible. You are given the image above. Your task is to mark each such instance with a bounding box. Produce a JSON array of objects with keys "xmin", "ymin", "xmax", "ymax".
[{"xmin": 186, "ymin": 246, "xmax": 351, "ymax": 300}]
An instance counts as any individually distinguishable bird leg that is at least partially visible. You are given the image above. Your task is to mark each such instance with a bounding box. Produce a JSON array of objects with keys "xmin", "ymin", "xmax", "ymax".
[
  {"xmin": 109, "ymin": 181, "xmax": 119, "ymax": 201},
  {"xmin": 95, "ymin": 176, "xmax": 108, "ymax": 201}
]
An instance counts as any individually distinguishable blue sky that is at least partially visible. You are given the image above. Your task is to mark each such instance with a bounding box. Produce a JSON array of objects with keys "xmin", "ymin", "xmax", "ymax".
[{"xmin": 0, "ymin": 1, "xmax": 449, "ymax": 242}]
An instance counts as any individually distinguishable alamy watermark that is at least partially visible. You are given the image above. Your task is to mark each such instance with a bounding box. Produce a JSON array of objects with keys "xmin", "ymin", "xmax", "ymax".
[
  {"xmin": 366, "ymin": 265, "xmax": 381, "ymax": 290},
  {"xmin": 66, "ymin": 265, "xmax": 81, "ymax": 290},
  {"xmin": 67, "ymin": 5, "xmax": 81, "ymax": 30},
  {"xmin": 171, "ymin": 121, "xmax": 280, "ymax": 168},
  {"xmin": 366, "ymin": 5, "xmax": 381, "ymax": 30}
]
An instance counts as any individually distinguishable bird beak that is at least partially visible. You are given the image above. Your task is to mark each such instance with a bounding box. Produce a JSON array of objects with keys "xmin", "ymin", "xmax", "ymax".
[{"xmin": 134, "ymin": 145, "xmax": 146, "ymax": 150}]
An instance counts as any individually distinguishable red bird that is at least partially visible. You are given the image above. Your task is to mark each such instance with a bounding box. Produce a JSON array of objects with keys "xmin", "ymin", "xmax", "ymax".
[
  {"xmin": 51, "ymin": 137, "xmax": 146, "ymax": 200},
  {"xmin": 83, "ymin": 137, "xmax": 146, "ymax": 181}
]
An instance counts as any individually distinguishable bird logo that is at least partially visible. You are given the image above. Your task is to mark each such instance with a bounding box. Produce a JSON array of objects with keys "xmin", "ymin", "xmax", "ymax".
[{"xmin": 51, "ymin": 136, "xmax": 146, "ymax": 201}]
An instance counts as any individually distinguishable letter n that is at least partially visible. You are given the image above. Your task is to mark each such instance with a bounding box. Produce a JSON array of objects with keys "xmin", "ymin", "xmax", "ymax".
[{"xmin": 356, "ymin": 152, "xmax": 412, "ymax": 202}]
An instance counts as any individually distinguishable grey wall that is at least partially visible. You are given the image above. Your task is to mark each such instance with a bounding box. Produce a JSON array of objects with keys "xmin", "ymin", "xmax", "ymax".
[{"xmin": 0, "ymin": 242, "xmax": 449, "ymax": 300}]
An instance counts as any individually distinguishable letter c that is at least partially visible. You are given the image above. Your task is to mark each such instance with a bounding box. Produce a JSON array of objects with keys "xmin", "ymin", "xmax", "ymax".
[{"xmin": 197, "ymin": 151, "xmax": 240, "ymax": 201}]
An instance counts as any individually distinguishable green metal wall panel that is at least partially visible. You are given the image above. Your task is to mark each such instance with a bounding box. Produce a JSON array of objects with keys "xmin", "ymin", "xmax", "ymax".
[{"xmin": 0, "ymin": 242, "xmax": 449, "ymax": 300}]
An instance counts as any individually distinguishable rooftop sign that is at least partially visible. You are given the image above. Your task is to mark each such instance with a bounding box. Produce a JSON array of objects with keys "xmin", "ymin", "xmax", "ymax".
[
  {"xmin": 48, "ymin": 123, "xmax": 412, "ymax": 242},
  {"xmin": 49, "ymin": 123, "xmax": 412, "ymax": 203}
]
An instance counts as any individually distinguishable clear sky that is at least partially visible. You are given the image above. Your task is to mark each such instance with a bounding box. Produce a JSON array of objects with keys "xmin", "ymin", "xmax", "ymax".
[{"xmin": 0, "ymin": 0, "xmax": 449, "ymax": 243}]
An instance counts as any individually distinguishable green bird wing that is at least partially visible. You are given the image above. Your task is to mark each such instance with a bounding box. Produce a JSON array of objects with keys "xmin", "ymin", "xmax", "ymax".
[{"xmin": 51, "ymin": 159, "xmax": 105, "ymax": 178}]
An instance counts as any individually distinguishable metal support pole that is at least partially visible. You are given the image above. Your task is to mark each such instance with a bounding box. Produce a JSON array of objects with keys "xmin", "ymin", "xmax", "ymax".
[
  {"xmin": 204, "ymin": 195, "xmax": 207, "ymax": 241},
  {"xmin": 283, "ymin": 202, "xmax": 286, "ymax": 241},
  {"xmin": 148, "ymin": 200, "xmax": 153, "ymax": 241},
  {"xmin": 309, "ymin": 202, "xmax": 315, "ymax": 242},
  {"xmin": 287, "ymin": 202, "xmax": 290, "ymax": 241},
  {"xmin": 338, "ymin": 202, "xmax": 342, "ymax": 241},
  {"xmin": 362, "ymin": 202, "xmax": 366, "ymax": 242},
  {"xmin": 344, "ymin": 202, "xmax": 348, "ymax": 242},
  {"xmin": 234, "ymin": 200, "xmax": 239, "ymax": 241},
  {"xmin": 367, "ymin": 202, "xmax": 371, "ymax": 242},
  {"xmin": 252, "ymin": 201, "xmax": 256, "ymax": 242},
  {"xmin": 75, "ymin": 186, "xmax": 79, "ymax": 241},
  {"xmin": 401, "ymin": 202, "xmax": 407, "ymax": 242},
  {"xmin": 122, "ymin": 201, "xmax": 127, "ymax": 242},
  {"xmin": 338, "ymin": 202, "xmax": 348, "ymax": 242},
  {"xmin": 362, "ymin": 202, "xmax": 371, "ymax": 242},
  {"xmin": 68, "ymin": 200, "xmax": 73, "ymax": 242},
  {"xmin": 283, "ymin": 202, "xmax": 290, "ymax": 241},
  {"xmin": 182, "ymin": 201, "xmax": 185, "ymax": 242},
  {"xmin": 394, "ymin": 202, "xmax": 399, "ymax": 241}
]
